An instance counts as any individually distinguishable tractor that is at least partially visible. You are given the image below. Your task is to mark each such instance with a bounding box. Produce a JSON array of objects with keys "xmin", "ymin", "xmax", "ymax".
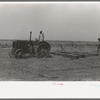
[{"xmin": 9, "ymin": 32, "xmax": 51, "ymax": 58}]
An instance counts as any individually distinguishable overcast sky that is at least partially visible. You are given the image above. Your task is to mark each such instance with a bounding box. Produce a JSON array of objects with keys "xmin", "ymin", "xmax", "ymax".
[{"xmin": 0, "ymin": 2, "xmax": 100, "ymax": 41}]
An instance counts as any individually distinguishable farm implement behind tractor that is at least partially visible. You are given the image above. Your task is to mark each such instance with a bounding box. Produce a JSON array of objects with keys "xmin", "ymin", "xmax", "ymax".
[{"xmin": 51, "ymin": 44, "xmax": 100, "ymax": 59}]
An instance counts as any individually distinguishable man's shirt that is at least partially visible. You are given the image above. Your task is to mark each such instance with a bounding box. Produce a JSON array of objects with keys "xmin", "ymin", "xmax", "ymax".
[{"xmin": 39, "ymin": 33, "xmax": 44, "ymax": 41}]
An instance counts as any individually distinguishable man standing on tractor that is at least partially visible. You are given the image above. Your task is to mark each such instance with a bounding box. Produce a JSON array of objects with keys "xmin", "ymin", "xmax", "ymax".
[{"xmin": 39, "ymin": 31, "xmax": 45, "ymax": 41}]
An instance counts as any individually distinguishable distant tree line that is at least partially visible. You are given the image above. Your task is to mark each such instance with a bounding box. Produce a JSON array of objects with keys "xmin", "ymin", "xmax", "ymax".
[
  {"xmin": 48, "ymin": 41, "xmax": 98, "ymax": 47},
  {"xmin": 0, "ymin": 43, "xmax": 12, "ymax": 48}
]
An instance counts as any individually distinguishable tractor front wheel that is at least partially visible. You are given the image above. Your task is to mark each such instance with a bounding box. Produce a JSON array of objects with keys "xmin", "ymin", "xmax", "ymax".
[
  {"xmin": 15, "ymin": 49, "xmax": 25, "ymax": 59},
  {"xmin": 9, "ymin": 48, "xmax": 16, "ymax": 58}
]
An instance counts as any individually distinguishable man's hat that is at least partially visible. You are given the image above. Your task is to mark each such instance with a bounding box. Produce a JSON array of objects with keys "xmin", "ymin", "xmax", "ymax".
[
  {"xmin": 40, "ymin": 31, "xmax": 42, "ymax": 33},
  {"xmin": 98, "ymin": 38, "xmax": 100, "ymax": 41}
]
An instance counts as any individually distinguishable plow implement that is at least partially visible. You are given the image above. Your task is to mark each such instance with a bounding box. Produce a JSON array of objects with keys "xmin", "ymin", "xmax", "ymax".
[
  {"xmin": 51, "ymin": 51, "xmax": 100, "ymax": 59},
  {"xmin": 51, "ymin": 45, "xmax": 100, "ymax": 59}
]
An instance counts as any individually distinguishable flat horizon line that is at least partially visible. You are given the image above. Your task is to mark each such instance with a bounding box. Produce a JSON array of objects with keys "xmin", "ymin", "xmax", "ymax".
[{"xmin": 0, "ymin": 39, "xmax": 98, "ymax": 42}]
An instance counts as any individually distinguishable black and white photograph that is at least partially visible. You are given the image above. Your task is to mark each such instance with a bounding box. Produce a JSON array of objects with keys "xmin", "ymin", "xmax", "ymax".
[{"xmin": 0, "ymin": 2, "xmax": 100, "ymax": 81}]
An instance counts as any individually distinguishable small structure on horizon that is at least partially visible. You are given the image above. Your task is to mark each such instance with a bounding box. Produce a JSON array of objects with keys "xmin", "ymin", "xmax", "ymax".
[{"xmin": 97, "ymin": 38, "xmax": 100, "ymax": 53}]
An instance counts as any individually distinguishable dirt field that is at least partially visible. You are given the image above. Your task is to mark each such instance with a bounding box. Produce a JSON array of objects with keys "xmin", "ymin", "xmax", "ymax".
[{"xmin": 0, "ymin": 48, "xmax": 100, "ymax": 81}]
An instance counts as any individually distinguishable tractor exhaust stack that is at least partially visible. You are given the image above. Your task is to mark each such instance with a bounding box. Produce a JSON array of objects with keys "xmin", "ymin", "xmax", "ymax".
[{"xmin": 30, "ymin": 31, "xmax": 32, "ymax": 42}]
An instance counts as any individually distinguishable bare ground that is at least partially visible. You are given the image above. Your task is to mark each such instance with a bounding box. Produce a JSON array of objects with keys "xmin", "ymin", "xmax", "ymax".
[{"xmin": 0, "ymin": 48, "xmax": 100, "ymax": 81}]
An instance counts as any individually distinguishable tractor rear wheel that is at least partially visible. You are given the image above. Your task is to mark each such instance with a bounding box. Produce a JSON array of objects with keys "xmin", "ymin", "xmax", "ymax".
[{"xmin": 36, "ymin": 44, "xmax": 50, "ymax": 58}]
